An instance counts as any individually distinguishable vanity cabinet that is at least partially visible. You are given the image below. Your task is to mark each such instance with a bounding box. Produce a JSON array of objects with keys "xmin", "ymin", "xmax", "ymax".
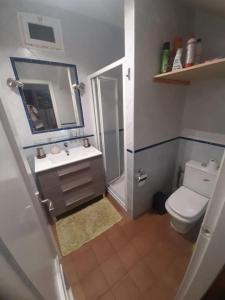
[{"xmin": 36, "ymin": 155, "xmax": 105, "ymax": 217}]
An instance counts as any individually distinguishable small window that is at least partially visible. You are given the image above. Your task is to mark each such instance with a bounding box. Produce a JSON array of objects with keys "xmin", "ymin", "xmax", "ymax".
[
  {"xmin": 18, "ymin": 12, "xmax": 64, "ymax": 50},
  {"xmin": 28, "ymin": 23, "xmax": 56, "ymax": 43}
]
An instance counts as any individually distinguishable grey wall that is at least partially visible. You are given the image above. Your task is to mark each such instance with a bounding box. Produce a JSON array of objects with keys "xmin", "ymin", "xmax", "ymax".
[
  {"xmin": 178, "ymin": 11, "xmax": 225, "ymax": 179},
  {"xmin": 133, "ymin": 0, "xmax": 192, "ymax": 149},
  {"xmin": 0, "ymin": 0, "xmax": 124, "ymax": 147},
  {"xmin": 174, "ymin": 139, "xmax": 224, "ymax": 188},
  {"xmin": 131, "ymin": 0, "xmax": 192, "ymax": 217},
  {"xmin": 182, "ymin": 11, "xmax": 225, "ymax": 138},
  {"xmin": 130, "ymin": 2, "xmax": 225, "ymax": 218}
]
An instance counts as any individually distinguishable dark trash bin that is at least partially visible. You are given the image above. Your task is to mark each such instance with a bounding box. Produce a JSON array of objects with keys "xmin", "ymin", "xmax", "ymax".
[{"xmin": 152, "ymin": 192, "xmax": 167, "ymax": 214}]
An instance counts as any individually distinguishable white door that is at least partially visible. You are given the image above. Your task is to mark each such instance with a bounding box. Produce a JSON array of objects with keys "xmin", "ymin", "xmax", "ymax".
[
  {"xmin": 176, "ymin": 152, "xmax": 225, "ymax": 300},
  {"xmin": 0, "ymin": 100, "xmax": 64, "ymax": 299}
]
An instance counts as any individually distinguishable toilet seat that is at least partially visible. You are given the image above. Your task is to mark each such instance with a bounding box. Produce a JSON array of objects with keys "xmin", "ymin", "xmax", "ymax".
[{"xmin": 166, "ymin": 186, "xmax": 208, "ymax": 222}]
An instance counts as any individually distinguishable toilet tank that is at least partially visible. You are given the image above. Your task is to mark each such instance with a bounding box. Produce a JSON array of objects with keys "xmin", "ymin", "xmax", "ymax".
[{"xmin": 183, "ymin": 160, "xmax": 218, "ymax": 198}]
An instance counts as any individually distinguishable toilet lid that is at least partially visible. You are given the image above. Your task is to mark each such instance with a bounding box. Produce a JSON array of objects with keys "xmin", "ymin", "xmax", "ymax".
[{"xmin": 167, "ymin": 186, "xmax": 208, "ymax": 219}]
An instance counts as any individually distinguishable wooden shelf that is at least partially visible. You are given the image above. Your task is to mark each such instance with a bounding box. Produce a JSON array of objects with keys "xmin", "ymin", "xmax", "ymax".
[{"xmin": 153, "ymin": 58, "xmax": 225, "ymax": 85}]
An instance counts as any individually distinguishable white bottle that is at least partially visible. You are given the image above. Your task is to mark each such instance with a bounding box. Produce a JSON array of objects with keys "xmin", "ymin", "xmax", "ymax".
[
  {"xmin": 195, "ymin": 38, "xmax": 202, "ymax": 64},
  {"xmin": 185, "ymin": 38, "xmax": 196, "ymax": 67},
  {"xmin": 172, "ymin": 48, "xmax": 183, "ymax": 71}
]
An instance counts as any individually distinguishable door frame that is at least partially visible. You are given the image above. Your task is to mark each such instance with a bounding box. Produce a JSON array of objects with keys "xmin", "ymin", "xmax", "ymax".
[
  {"xmin": 88, "ymin": 57, "xmax": 128, "ymax": 210},
  {"xmin": 97, "ymin": 75, "xmax": 121, "ymax": 182},
  {"xmin": 20, "ymin": 78, "xmax": 61, "ymax": 128}
]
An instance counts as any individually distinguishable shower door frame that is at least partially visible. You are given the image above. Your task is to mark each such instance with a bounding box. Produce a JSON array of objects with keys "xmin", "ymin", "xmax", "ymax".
[
  {"xmin": 89, "ymin": 57, "xmax": 127, "ymax": 210},
  {"xmin": 96, "ymin": 75, "xmax": 121, "ymax": 182}
]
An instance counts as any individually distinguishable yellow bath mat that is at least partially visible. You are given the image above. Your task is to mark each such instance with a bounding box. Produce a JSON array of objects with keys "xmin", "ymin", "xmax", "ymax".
[{"xmin": 56, "ymin": 198, "xmax": 122, "ymax": 256}]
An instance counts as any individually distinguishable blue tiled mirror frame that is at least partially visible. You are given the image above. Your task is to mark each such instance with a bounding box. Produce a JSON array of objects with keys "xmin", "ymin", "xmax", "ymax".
[{"xmin": 10, "ymin": 57, "xmax": 85, "ymax": 134}]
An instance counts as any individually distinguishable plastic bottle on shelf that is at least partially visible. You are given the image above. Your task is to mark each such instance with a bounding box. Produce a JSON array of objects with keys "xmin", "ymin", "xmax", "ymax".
[
  {"xmin": 169, "ymin": 36, "xmax": 183, "ymax": 71},
  {"xmin": 172, "ymin": 48, "xmax": 183, "ymax": 71},
  {"xmin": 185, "ymin": 37, "xmax": 196, "ymax": 68},
  {"xmin": 160, "ymin": 42, "xmax": 170, "ymax": 73},
  {"xmin": 195, "ymin": 38, "xmax": 202, "ymax": 64}
]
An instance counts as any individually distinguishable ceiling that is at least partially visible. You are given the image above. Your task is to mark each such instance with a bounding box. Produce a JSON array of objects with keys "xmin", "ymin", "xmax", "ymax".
[
  {"xmin": 183, "ymin": 0, "xmax": 225, "ymax": 18},
  {"xmin": 27, "ymin": 0, "xmax": 124, "ymax": 28},
  {"xmin": 25, "ymin": 0, "xmax": 225, "ymax": 29}
]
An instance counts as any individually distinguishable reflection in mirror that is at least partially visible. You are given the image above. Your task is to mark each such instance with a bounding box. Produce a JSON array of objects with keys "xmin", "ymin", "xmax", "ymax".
[{"xmin": 11, "ymin": 58, "xmax": 84, "ymax": 133}]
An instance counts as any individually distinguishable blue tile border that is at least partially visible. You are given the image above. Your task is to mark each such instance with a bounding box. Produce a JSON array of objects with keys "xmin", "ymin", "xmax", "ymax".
[
  {"xmin": 127, "ymin": 136, "xmax": 225, "ymax": 154},
  {"xmin": 127, "ymin": 149, "xmax": 133, "ymax": 153},
  {"xmin": 23, "ymin": 134, "xmax": 94, "ymax": 149},
  {"xmin": 180, "ymin": 136, "xmax": 225, "ymax": 148},
  {"xmin": 127, "ymin": 137, "xmax": 179, "ymax": 154}
]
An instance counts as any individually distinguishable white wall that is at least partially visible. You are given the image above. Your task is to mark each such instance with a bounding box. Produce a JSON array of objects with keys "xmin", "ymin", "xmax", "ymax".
[
  {"xmin": 0, "ymin": 0, "xmax": 124, "ymax": 147},
  {"xmin": 134, "ymin": 0, "xmax": 192, "ymax": 150},
  {"xmin": 181, "ymin": 11, "xmax": 225, "ymax": 144},
  {"xmin": 124, "ymin": 0, "xmax": 135, "ymax": 217},
  {"xmin": 130, "ymin": 0, "xmax": 193, "ymax": 217}
]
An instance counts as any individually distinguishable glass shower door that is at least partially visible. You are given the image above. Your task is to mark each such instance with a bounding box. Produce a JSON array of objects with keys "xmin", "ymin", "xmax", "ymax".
[{"xmin": 97, "ymin": 76, "xmax": 121, "ymax": 183}]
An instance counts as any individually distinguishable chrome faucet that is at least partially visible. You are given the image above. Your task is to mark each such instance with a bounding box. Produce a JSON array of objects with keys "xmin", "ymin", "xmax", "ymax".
[{"xmin": 64, "ymin": 142, "xmax": 70, "ymax": 156}]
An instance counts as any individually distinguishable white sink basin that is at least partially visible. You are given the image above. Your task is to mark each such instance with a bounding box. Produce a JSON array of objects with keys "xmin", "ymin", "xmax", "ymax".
[
  {"xmin": 35, "ymin": 146, "xmax": 102, "ymax": 173},
  {"xmin": 48, "ymin": 151, "xmax": 71, "ymax": 164}
]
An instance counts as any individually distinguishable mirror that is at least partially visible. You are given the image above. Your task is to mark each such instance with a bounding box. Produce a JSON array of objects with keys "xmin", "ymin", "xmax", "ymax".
[{"xmin": 11, "ymin": 58, "xmax": 84, "ymax": 133}]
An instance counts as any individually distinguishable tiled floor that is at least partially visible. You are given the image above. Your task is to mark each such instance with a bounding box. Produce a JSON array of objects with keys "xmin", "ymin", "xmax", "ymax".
[{"xmin": 60, "ymin": 200, "xmax": 193, "ymax": 300}]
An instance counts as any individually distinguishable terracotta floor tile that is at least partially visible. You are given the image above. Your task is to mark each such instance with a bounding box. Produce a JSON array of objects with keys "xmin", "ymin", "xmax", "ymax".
[
  {"xmin": 163, "ymin": 255, "xmax": 190, "ymax": 289},
  {"xmin": 131, "ymin": 230, "xmax": 157, "ymax": 257},
  {"xmin": 118, "ymin": 242, "xmax": 140, "ymax": 271},
  {"xmin": 72, "ymin": 283, "xmax": 86, "ymax": 300},
  {"xmin": 60, "ymin": 204, "xmax": 193, "ymax": 300},
  {"xmin": 91, "ymin": 234, "xmax": 115, "ymax": 264},
  {"xmin": 105, "ymin": 224, "xmax": 128, "ymax": 252},
  {"xmin": 100, "ymin": 253, "xmax": 126, "ymax": 286},
  {"xmin": 99, "ymin": 290, "xmax": 115, "ymax": 300},
  {"xmin": 129, "ymin": 260, "xmax": 156, "ymax": 293},
  {"xmin": 111, "ymin": 274, "xmax": 141, "ymax": 300},
  {"xmin": 72, "ymin": 245, "xmax": 98, "ymax": 281},
  {"xmin": 142, "ymin": 282, "xmax": 176, "ymax": 300},
  {"xmin": 63, "ymin": 259, "xmax": 79, "ymax": 285},
  {"xmin": 120, "ymin": 221, "xmax": 139, "ymax": 240},
  {"xmin": 143, "ymin": 240, "xmax": 177, "ymax": 276},
  {"xmin": 80, "ymin": 268, "xmax": 109, "ymax": 300}
]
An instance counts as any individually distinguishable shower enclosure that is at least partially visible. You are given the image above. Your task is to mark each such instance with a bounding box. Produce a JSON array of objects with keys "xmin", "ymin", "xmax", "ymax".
[{"xmin": 90, "ymin": 59, "xmax": 126, "ymax": 210}]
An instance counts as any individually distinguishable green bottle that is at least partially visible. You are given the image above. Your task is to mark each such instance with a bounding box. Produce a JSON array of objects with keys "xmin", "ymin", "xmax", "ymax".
[{"xmin": 160, "ymin": 42, "xmax": 170, "ymax": 73}]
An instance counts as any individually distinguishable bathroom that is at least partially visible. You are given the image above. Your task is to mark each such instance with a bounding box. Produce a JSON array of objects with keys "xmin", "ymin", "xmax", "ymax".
[{"xmin": 1, "ymin": 0, "xmax": 225, "ymax": 299}]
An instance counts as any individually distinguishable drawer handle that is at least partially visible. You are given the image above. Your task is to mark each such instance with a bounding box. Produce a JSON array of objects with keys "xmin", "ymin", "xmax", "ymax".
[
  {"xmin": 203, "ymin": 179, "xmax": 210, "ymax": 182},
  {"xmin": 58, "ymin": 164, "xmax": 90, "ymax": 177},
  {"xmin": 61, "ymin": 179, "xmax": 93, "ymax": 193},
  {"xmin": 65, "ymin": 192, "xmax": 95, "ymax": 207}
]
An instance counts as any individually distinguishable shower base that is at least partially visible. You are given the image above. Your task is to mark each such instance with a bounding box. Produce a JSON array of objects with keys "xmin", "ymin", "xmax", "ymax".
[{"xmin": 108, "ymin": 175, "xmax": 126, "ymax": 211}]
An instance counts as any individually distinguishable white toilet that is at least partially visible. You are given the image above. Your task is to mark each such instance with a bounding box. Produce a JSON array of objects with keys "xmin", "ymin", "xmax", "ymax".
[{"xmin": 166, "ymin": 160, "xmax": 218, "ymax": 234}]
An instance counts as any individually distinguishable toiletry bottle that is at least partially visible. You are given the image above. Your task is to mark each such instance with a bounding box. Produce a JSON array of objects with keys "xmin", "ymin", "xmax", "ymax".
[
  {"xmin": 195, "ymin": 38, "xmax": 202, "ymax": 64},
  {"xmin": 169, "ymin": 36, "xmax": 182, "ymax": 71},
  {"xmin": 83, "ymin": 138, "xmax": 90, "ymax": 148},
  {"xmin": 185, "ymin": 37, "xmax": 196, "ymax": 68},
  {"xmin": 160, "ymin": 42, "xmax": 170, "ymax": 73},
  {"xmin": 172, "ymin": 48, "xmax": 183, "ymax": 71},
  {"xmin": 36, "ymin": 147, "xmax": 46, "ymax": 159}
]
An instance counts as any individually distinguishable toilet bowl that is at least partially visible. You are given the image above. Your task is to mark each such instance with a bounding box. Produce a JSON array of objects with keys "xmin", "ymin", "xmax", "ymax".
[
  {"xmin": 165, "ymin": 160, "xmax": 218, "ymax": 234},
  {"xmin": 165, "ymin": 186, "xmax": 208, "ymax": 234}
]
